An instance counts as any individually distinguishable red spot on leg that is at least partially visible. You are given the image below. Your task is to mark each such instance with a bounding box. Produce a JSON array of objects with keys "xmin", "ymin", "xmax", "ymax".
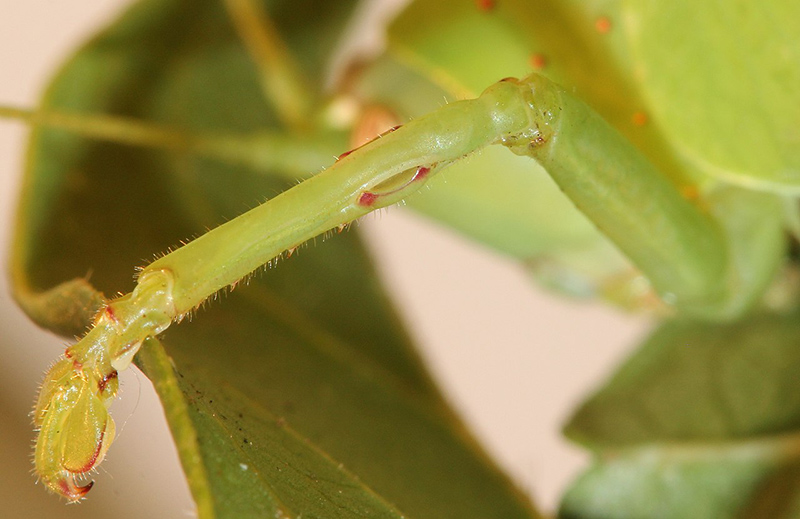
[
  {"xmin": 357, "ymin": 164, "xmax": 432, "ymax": 208},
  {"xmin": 476, "ymin": 0, "xmax": 495, "ymax": 12},
  {"xmin": 337, "ymin": 148, "xmax": 354, "ymax": 161},
  {"xmin": 412, "ymin": 166, "xmax": 430, "ymax": 182},
  {"xmin": 103, "ymin": 305, "xmax": 119, "ymax": 324},
  {"xmin": 632, "ymin": 111, "xmax": 648, "ymax": 126},
  {"xmin": 358, "ymin": 192, "xmax": 378, "ymax": 207}
]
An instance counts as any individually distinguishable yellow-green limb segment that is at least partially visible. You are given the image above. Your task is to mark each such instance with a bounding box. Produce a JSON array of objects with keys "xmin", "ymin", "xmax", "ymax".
[{"xmin": 31, "ymin": 74, "xmax": 780, "ymax": 500}]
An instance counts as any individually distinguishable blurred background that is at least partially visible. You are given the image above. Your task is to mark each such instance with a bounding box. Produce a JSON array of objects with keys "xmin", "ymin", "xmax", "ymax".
[{"xmin": 0, "ymin": 1, "xmax": 649, "ymax": 517}]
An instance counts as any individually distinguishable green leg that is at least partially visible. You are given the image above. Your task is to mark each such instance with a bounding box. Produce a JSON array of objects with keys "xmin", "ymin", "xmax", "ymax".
[{"xmin": 32, "ymin": 73, "xmax": 780, "ymax": 499}]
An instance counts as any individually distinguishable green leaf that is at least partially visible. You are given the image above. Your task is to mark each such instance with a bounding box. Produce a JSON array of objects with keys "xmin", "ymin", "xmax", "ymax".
[
  {"xmin": 622, "ymin": 1, "xmax": 800, "ymax": 191},
  {"xmin": 560, "ymin": 309, "xmax": 800, "ymax": 519},
  {"xmin": 11, "ymin": 0, "xmax": 540, "ymax": 517}
]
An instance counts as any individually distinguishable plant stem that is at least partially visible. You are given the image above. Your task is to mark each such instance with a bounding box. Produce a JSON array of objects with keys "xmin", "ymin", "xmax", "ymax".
[
  {"xmin": 0, "ymin": 104, "xmax": 340, "ymax": 178},
  {"xmin": 224, "ymin": 0, "xmax": 315, "ymax": 131}
]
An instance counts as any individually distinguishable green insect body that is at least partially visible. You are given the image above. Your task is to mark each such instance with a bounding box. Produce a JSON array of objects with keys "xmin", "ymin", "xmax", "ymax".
[{"xmin": 7, "ymin": 0, "xmax": 798, "ymax": 512}]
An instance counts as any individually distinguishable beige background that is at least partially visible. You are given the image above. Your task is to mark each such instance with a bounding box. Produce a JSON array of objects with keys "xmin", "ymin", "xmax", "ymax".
[{"xmin": 0, "ymin": 1, "xmax": 649, "ymax": 517}]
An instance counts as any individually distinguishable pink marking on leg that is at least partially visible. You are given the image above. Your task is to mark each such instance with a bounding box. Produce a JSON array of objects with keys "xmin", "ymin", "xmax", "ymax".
[
  {"xmin": 103, "ymin": 305, "xmax": 119, "ymax": 324},
  {"xmin": 357, "ymin": 165, "xmax": 432, "ymax": 207},
  {"xmin": 411, "ymin": 166, "xmax": 430, "ymax": 182},
  {"xmin": 358, "ymin": 192, "xmax": 378, "ymax": 207},
  {"xmin": 337, "ymin": 148, "xmax": 355, "ymax": 161}
]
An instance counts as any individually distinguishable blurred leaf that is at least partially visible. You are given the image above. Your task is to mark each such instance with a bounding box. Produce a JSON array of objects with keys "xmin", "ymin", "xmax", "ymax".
[
  {"xmin": 11, "ymin": 0, "xmax": 540, "ymax": 517},
  {"xmin": 623, "ymin": 1, "xmax": 800, "ymax": 190},
  {"xmin": 561, "ymin": 308, "xmax": 800, "ymax": 519}
]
